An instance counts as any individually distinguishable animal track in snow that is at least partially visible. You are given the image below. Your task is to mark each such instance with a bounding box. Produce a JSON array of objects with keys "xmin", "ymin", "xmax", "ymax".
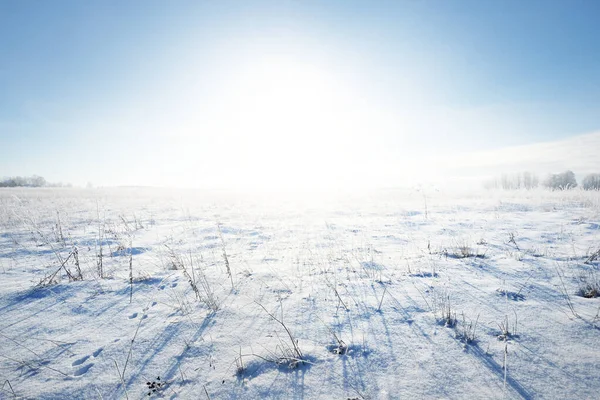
[
  {"xmin": 129, "ymin": 312, "xmax": 138, "ymax": 319},
  {"xmin": 92, "ymin": 348, "xmax": 103, "ymax": 357}
]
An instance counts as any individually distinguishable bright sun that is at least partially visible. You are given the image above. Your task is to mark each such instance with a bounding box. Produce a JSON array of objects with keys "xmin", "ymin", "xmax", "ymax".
[{"xmin": 206, "ymin": 57, "xmax": 360, "ymax": 190}]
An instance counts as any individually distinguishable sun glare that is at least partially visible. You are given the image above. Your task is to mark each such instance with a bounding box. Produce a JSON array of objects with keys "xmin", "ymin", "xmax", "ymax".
[{"xmin": 208, "ymin": 57, "xmax": 359, "ymax": 190}]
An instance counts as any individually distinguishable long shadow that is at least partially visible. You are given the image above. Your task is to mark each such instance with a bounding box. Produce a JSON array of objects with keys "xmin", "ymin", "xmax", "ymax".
[
  {"xmin": 339, "ymin": 309, "xmax": 368, "ymax": 396},
  {"xmin": 340, "ymin": 350, "xmax": 370, "ymax": 399},
  {"xmin": 469, "ymin": 344, "xmax": 533, "ymax": 400},
  {"xmin": 106, "ymin": 321, "xmax": 187, "ymax": 399},
  {"xmin": 389, "ymin": 284, "xmax": 435, "ymax": 345},
  {"xmin": 0, "ymin": 247, "xmax": 55, "ymax": 259},
  {"xmin": 234, "ymin": 357, "xmax": 313, "ymax": 399},
  {"xmin": 154, "ymin": 311, "xmax": 216, "ymax": 383},
  {"xmin": 365, "ymin": 284, "xmax": 399, "ymax": 367},
  {"xmin": 110, "ymin": 247, "xmax": 149, "ymax": 257},
  {"xmin": 0, "ymin": 284, "xmax": 76, "ymax": 331},
  {"xmin": 103, "ymin": 307, "xmax": 216, "ymax": 399},
  {"xmin": 289, "ymin": 356, "xmax": 317, "ymax": 400}
]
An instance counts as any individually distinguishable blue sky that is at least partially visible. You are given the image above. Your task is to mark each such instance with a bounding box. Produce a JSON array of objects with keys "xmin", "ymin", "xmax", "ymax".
[{"xmin": 1, "ymin": 0, "xmax": 599, "ymax": 187}]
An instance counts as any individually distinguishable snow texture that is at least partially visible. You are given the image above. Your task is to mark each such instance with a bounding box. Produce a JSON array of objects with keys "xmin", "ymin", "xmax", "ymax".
[{"xmin": 0, "ymin": 187, "xmax": 599, "ymax": 399}]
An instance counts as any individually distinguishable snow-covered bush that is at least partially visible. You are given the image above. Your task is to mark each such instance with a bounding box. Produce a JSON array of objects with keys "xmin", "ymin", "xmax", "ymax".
[
  {"xmin": 582, "ymin": 173, "xmax": 600, "ymax": 190},
  {"xmin": 543, "ymin": 170, "xmax": 577, "ymax": 190},
  {"xmin": 578, "ymin": 270, "xmax": 600, "ymax": 298}
]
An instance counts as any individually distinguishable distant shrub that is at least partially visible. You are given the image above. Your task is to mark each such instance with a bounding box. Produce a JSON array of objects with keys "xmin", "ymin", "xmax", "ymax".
[
  {"xmin": 543, "ymin": 170, "xmax": 577, "ymax": 190},
  {"xmin": 484, "ymin": 171, "xmax": 539, "ymax": 190},
  {"xmin": 582, "ymin": 173, "xmax": 600, "ymax": 190}
]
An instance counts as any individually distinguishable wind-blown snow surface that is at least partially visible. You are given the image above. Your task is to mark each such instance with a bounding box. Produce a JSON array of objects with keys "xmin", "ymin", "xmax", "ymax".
[{"xmin": 1, "ymin": 187, "xmax": 599, "ymax": 399}]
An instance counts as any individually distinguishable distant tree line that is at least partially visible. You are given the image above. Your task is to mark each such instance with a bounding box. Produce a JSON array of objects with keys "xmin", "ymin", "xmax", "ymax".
[
  {"xmin": 484, "ymin": 172, "xmax": 540, "ymax": 190},
  {"xmin": 0, "ymin": 175, "xmax": 72, "ymax": 188},
  {"xmin": 485, "ymin": 171, "xmax": 600, "ymax": 190}
]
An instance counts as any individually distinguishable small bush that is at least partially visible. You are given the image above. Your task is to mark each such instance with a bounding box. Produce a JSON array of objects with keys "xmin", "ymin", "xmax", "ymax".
[
  {"xmin": 543, "ymin": 170, "xmax": 577, "ymax": 190},
  {"xmin": 445, "ymin": 241, "xmax": 486, "ymax": 259},
  {"xmin": 457, "ymin": 313, "xmax": 479, "ymax": 344},
  {"xmin": 577, "ymin": 270, "xmax": 600, "ymax": 298},
  {"xmin": 432, "ymin": 290, "xmax": 457, "ymax": 327},
  {"xmin": 497, "ymin": 313, "xmax": 518, "ymax": 340}
]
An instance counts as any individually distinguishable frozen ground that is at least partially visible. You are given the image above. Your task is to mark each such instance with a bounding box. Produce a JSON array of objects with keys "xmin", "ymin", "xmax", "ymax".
[{"xmin": 0, "ymin": 187, "xmax": 599, "ymax": 399}]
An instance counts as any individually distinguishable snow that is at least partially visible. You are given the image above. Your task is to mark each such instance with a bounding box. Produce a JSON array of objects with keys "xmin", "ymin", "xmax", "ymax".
[{"xmin": 1, "ymin": 187, "xmax": 599, "ymax": 399}]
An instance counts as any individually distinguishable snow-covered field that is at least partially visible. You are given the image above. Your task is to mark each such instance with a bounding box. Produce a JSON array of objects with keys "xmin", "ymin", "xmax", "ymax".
[{"xmin": 1, "ymin": 187, "xmax": 599, "ymax": 399}]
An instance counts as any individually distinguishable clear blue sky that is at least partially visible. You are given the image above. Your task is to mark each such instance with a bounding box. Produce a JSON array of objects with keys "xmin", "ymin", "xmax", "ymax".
[{"xmin": 1, "ymin": 0, "xmax": 599, "ymax": 187}]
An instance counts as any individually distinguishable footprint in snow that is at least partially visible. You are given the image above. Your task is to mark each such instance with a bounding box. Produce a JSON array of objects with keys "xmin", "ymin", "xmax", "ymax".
[
  {"xmin": 159, "ymin": 285, "xmax": 166, "ymax": 290},
  {"xmin": 151, "ymin": 301, "xmax": 157, "ymax": 307},
  {"xmin": 73, "ymin": 363, "xmax": 94, "ymax": 376},
  {"xmin": 93, "ymin": 348, "xmax": 103, "ymax": 357},
  {"xmin": 171, "ymin": 282, "xmax": 178, "ymax": 288},
  {"xmin": 129, "ymin": 312, "xmax": 138, "ymax": 319},
  {"xmin": 71, "ymin": 355, "xmax": 90, "ymax": 366}
]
